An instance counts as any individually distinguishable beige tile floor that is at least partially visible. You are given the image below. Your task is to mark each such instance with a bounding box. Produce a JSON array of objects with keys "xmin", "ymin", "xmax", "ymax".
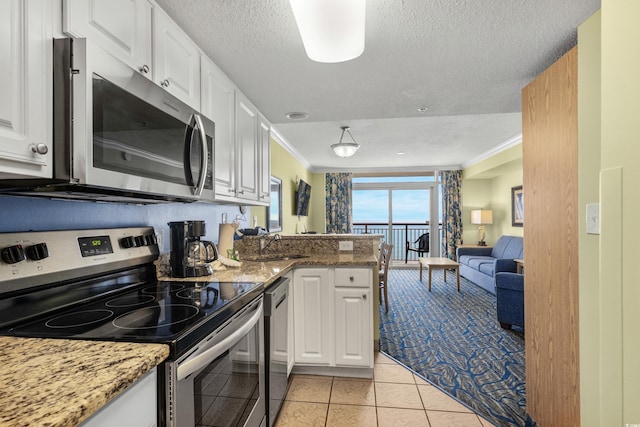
[{"xmin": 275, "ymin": 352, "xmax": 497, "ymax": 427}]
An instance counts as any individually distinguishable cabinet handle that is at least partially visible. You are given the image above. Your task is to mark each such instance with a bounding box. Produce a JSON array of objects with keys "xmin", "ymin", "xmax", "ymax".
[
  {"xmin": 363, "ymin": 294, "xmax": 366, "ymax": 299},
  {"xmin": 237, "ymin": 190, "xmax": 245, "ymax": 195},
  {"xmin": 228, "ymin": 189, "xmax": 236, "ymax": 193},
  {"xmin": 349, "ymin": 276, "xmax": 354, "ymax": 282},
  {"xmin": 30, "ymin": 144, "xmax": 48, "ymax": 155},
  {"xmin": 138, "ymin": 64, "xmax": 150, "ymax": 74},
  {"xmin": 161, "ymin": 79, "xmax": 170, "ymax": 87}
]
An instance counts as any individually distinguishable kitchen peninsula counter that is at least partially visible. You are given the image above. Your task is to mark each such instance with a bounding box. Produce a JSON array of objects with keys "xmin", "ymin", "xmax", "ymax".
[
  {"xmin": 158, "ymin": 253, "xmax": 379, "ymax": 288},
  {"xmin": 0, "ymin": 336, "xmax": 169, "ymax": 427},
  {"xmin": 158, "ymin": 233, "xmax": 383, "ymax": 288}
]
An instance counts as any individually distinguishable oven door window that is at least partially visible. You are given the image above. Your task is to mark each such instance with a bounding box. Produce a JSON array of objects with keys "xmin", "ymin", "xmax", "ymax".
[
  {"xmin": 194, "ymin": 329, "xmax": 262, "ymax": 427},
  {"xmin": 91, "ymin": 74, "xmax": 212, "ymax": 190}
]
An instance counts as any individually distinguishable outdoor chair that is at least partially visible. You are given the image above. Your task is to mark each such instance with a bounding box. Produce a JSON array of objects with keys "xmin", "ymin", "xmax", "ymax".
[{"xmin": 405, "ymin": 232, "xmax": 429, "ymax": 263}]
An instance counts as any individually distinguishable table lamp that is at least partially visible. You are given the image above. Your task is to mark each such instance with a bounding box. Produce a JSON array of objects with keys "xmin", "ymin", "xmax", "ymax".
[{"xmin": 470, "ymin": 209, "xmax": 493, "ymax": 246}]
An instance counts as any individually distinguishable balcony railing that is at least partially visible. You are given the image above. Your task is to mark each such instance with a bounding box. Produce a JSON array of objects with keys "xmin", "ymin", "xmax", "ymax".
[{"xmin": 352, "ymin": 222, "xmax": 442, "ymax": 261}]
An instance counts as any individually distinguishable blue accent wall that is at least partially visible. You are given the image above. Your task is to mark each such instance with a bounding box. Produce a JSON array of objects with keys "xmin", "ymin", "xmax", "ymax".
[{"xmin": 0, "ymin": 195, "xmax": 253, "ymax": 252}]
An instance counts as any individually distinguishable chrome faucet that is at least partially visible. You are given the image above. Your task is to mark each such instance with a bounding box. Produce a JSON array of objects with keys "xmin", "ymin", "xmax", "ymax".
[{"xmin": 260, "ymin": 233, "xmax": 281, "ymax": 255}]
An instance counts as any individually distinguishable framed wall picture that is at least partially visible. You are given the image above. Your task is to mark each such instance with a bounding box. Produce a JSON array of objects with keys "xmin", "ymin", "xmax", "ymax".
[{"xmin": 511, "ymin": 185, "xmax": 524, "ymax": 227}]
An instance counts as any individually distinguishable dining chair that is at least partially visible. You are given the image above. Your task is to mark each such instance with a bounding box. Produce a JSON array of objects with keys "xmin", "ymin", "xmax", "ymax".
[{"xmin": 379, "ymin": 242, "xmax": 393, "ymax": 313}]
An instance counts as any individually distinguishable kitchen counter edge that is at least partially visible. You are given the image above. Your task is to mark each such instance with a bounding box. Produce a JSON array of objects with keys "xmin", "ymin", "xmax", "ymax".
[{"xmin": 0, "ymin": 337, "xmax": 169, "ymax": 427}]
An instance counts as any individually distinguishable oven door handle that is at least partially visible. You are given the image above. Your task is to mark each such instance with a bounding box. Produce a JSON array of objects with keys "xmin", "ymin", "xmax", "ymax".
[{"xmin": 177, "ymin": 299, "xmax": 263, "ymax": 381}]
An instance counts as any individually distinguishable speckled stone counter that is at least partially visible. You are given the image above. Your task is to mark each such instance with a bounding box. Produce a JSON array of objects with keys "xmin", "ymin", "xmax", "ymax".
[
  {"xmin": 0, "ymin": 337, "xmax": 169, "ymax": 427},
  {"xmin": 158, "ymin": 253, "xmax": 378, "ymax": 288},
  {"xmin": 158, "ymin": 233, "xmax": 382, "ymax": 288}
]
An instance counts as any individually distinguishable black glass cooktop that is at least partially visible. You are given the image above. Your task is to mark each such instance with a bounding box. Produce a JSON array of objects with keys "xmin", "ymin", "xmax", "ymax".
[{"xmin": 8, "ymin": 280, "xmax": 264, "ymax": 358}]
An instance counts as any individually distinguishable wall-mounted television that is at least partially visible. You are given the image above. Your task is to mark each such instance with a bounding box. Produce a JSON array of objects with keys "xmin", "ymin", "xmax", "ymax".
[{"xmin": 295, "ymin": 179, "xmax": 311, "ymax": 216}]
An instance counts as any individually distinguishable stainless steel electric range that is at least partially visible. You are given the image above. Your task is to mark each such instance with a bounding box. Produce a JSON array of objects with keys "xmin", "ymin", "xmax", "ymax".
[{"xmin": 0, "ymin": 227, "xmax": 266, "ymax": 427}]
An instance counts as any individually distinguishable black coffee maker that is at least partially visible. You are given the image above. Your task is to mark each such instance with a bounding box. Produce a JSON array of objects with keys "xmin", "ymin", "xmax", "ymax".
[{"xmin": 168, "ymin": 220, "xmax": 219, "ymax": 278}]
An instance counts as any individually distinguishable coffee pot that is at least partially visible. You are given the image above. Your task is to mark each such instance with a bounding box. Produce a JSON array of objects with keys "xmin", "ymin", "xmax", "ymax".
[{"xmin": 168, "ymin": 220, "xmax": 219, "ymax": 277}]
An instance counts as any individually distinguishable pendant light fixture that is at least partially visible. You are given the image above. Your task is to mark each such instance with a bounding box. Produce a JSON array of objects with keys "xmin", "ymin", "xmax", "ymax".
[
  {"xmin": 289, "ymin": 0, "xmax": 366, "ymax": 63},
  {"xmin": 331, "ymin": 126, "xmax": 360, "ymax": 158}
]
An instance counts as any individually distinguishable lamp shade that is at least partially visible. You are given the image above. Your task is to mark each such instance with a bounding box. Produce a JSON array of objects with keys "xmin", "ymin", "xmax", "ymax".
[
  {"xmin": 470, "ymin": 209, "xmax": 493, "ymax": 225},
  {"xmin": 289, "ymin": 0, "xmax": 366, "ymax": 63}
]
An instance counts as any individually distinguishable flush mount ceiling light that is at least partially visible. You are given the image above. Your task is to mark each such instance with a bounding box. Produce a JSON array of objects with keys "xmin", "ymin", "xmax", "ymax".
[
  {"xmin": 289, "ymin": 0, "xmax": 366, "ymax": 63},
  {"xmin": 285, "ymin": 111, "xmax": 309, "ymax": 120},
  {"xmin": 331, "ymin": 126, "xmax": 360, "ymax": 158}
]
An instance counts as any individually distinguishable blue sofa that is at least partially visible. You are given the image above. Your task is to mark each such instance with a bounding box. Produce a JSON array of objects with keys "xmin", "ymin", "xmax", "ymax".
[
  {"xmin": 495, "ymin": 272, "xmax": 524, "ymax": 330},
  {"xmin": 456, "ymin": 235, "xmax": 524, "ymax": 294}
]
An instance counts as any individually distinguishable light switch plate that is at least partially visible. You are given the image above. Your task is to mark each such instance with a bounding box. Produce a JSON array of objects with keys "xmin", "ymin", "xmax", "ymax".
[
  {"xmin": 339, "ymin": 241, "xmax": 354, "ymax": 251},
  {"xmin": 586, "ymin": 203, "xmax": 600, "ymax": 235}
]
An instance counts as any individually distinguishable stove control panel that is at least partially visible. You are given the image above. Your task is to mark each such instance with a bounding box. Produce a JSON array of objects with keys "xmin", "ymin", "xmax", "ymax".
[{"xmin": 0, "ymin": 227, "xmax": 159, "ymax": 295}]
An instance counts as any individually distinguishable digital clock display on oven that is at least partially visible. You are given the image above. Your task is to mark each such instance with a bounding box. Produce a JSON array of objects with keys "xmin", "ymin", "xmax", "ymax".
[{"xmin": 78, "ymin": 236, "xmax": 113, "ymax": 257}]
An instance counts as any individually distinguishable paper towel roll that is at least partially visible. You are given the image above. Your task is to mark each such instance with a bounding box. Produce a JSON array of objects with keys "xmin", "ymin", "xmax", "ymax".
[{"xmin": 218, "ymin": 223, "xmax": 237, "ymax": 257}]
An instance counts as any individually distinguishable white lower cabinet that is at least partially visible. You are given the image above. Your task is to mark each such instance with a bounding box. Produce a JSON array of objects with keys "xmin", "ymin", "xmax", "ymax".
[
  {"xmin": 334, "ymin": 288, "xmax": 371, "ymax": 367},
  {"xmin": 293, "ymin": 267, "xmax": 373, "ymax": 370},
  {"xmin": 293, "ymin": 268, "xmax": 332, "ymax": 365},
  {"xmin": 79, "ymin": 368, "xmax": 158, "ymax": 427},
  {"xmin": 285, "ymin": 272, "xmax": 295, "ymax": 375}
]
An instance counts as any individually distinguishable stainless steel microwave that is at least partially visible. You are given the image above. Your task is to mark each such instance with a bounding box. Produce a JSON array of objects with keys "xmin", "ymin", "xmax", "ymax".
[{"xmin": 0, "ymin": 38, "xmax": 214, "ymax": 203}]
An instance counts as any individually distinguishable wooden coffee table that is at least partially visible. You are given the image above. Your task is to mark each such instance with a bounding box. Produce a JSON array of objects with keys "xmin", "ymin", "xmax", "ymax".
[{"xmin": 418, "ymin": 257, "xmax": 461, "ymax": 292}]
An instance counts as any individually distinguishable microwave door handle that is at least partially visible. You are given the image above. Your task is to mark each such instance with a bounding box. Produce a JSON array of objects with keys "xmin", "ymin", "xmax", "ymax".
[
  {"xmin": 184, "ymin": 114, "xmax": 208, "ymax": 196},
  {"xmin": 193, "ymin": 114, "xmax": 208, "ymax": 196},
  {"xmin": 176, "ymin": 299, "xmax": 263, "ymax": 381}
]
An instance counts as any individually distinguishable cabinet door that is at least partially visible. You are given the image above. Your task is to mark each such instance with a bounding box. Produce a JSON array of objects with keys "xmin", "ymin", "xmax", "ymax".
[
  {"xmin": 293, "ymin": 269, "xmax": 332, "ymax": 365},
  {"xmin": 0, "ymin": 0, "xmax": 53, "ymax": 179},
  {"xmin": 64, "ymin": 0, "xmax": 153, "ymax": 79},
  {"xmin": 235, "ymin": 91, "xmax": 259, "ymax": 201},
  {"xmin": 201, "ymin": 56, "xmax": 237, "ymax": 200},
  {"xmin": 257, "ymin": 114, "xmax": 271, "ymax": 205},
  {"xmin": 153, "ymin": 7, "xmax": 200, "ymax": 109},
  {"xmin": 334, "ymin": 288, "xmax": 372, "ymax": 367},
  {"xmin": 286, "ymin": 273, "xmax": 295, "ymax": 375}
]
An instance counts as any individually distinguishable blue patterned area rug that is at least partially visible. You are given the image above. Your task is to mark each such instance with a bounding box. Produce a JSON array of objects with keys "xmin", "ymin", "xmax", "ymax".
[{"xmin": 379, "ymin": 268, "xmax": 527, "ymax": 427}]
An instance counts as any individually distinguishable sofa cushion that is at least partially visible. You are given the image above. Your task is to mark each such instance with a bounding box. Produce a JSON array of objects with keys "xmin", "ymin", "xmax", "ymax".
[
  {"xmin": 467, "ymin": 256, "xmax": 495, "ymax": 270},
  {"xmin": 478, "ymin": 262, "xmax": 496, "ymax": 276},
  {"xmin": 490, "ymin": 236, "xmax": 524, "ymax": 260}
]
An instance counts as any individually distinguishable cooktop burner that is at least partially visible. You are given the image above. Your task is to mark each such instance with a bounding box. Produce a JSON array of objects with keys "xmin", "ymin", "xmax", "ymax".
[{"xmin": 46, "ymin": 309, "xmax": 114, "ymax": 329}]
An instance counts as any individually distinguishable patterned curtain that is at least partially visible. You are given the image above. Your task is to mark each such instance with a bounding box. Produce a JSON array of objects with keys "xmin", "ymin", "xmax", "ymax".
[
  {"xmin": 325, "ymin": 173, "xmax": 353, "ymax": 234},
  {"xmin": 440, "ymin": 170, "xmax": 463, "ymax": 259}
]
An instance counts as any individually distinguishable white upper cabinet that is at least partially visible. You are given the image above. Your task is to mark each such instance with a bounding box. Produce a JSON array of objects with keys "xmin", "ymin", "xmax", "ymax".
[
  {"xmin": 64, "ymin": 0, "xmax": 153, "ymax": 78},
  {"xmin": 235, "ymin": 91, "xmax": 259, "ymax": 202},
  {"xmin": 258, "ymin": 114, "xmax": 271, "ymax": 204},
  {"xmin": 201, "ymin": 56, "xmax": 237, "ymax": 201},
  {"xmin": 65, "ymin": 0, "xmax": 200, "ymax": 109},
  {"xmin": 0, "ymin": 0, "xmax": 53, "ymax": 179},
  {"xmin": 153, "ymin": 7, "xmax": 200, "ymax": 109}
]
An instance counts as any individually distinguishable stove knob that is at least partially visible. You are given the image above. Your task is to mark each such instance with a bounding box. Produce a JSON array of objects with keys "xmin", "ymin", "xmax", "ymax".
[
  {"xmin": 134, "ymin": 235, "xmax": 146, "ymax": 247},
  {"xmin": 26, "ymin": 243, "xmax": 49, "ymax": 261},
  {"xmin": 1, "ymin": 244, "xmax": 26, "ymax": 264},
  {"xmin": 120, "ymin": 236, "xmax": 136, "ymax": 249},
  {"xmin": 145, "ymin": 234, "xmax": 158, "ymax": 246}
]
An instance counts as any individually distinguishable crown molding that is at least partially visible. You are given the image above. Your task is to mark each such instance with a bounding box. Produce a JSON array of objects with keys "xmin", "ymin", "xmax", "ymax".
[
  {"xmin": 462, "ymin": 133, "xmax": 523, "ymax": 169},
  {"xmin": 270, "ymin": 126, "xmax": 312, "ymax": 170}
]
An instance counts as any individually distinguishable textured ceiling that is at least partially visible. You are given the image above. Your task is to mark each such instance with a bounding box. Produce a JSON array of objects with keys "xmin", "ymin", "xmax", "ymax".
[{"xmin": 154, "ymin": 0, "xmax": 600, "ymax": 172}]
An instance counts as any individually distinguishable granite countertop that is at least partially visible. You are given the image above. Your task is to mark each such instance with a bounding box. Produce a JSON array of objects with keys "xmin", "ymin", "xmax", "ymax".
[
  {"xmin": 158, "ymin": 253, "xmax": 378, "ymax": 288},
  {"xmin": 0, "ymin": 337, "xmax": 169, "ymax": 427}
]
